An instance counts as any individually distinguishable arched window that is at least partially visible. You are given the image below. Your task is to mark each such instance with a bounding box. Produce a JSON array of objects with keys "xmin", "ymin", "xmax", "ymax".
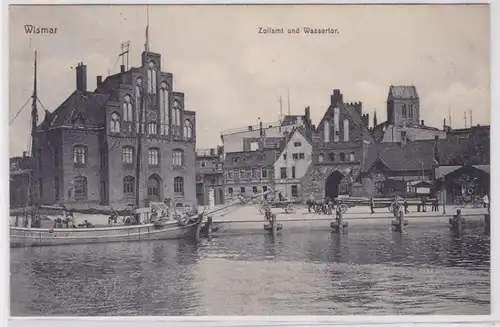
[
  {"xmin": 123, "ymin": 176, "xmax": 135, "ymax": 195},
  {"xmin": 74, "ymin": 176, "xmax": 87, "ymax": 200},
  {"xmin": 148, "ymin": 148, "xmax": 160, "ymax": 166},
  {"xmin": 408, "ymin": 104, "xmax": 413, "ymax": 119},
  {"xmin": 173, "ymin": 149, "xmax": 184, "ymax": 166},
  {"xmin": 318, "ymin": 153, "xmax": 324, "ymax": 163},
  {"xmin": 159, "ymin": 81, "xmax": 170, "ymax": 135},
  {"xmin": 135, "ymin": 77, "xmax": 143, "ymax": 133},
  {"xmin": 402, "ymin": 103, "xmax": 407, "ymax": 118},
  {"xmin": 147, "ymin": 175, "xmax": 160, "ymax": 199},
  {"xmin": 73, "ymin": 145, "xmax": 87, "ymax": 166},
  {"xmin": 329, "ymin": 152, "xmax": 335, "ymax": 161},
  {"xmin": 174, "ymin": 176, "xmax": 184, "ymax": 195},
  {"xmin": 123, "ymin": 94, "xmax": 133, "ymax": 122},
  {"xmin": 172, "ymin": 101, "xmax": 182, "ymax": 136},
  {"xmin": 343, "ymin": 119, "xmax": 349, "ymax": 142},
  {"xmin": 323, "ymin": 121, "xmax": 330, "ymax": 142},
  {"xmin": 148, "ymin": 122, "xmax": 157, "ymax": 135},
  {"xmin": 349, "ymin": 152, "xmax": 355, "ymax": 161},
  {"xmin": 340, "ymin": 152, "xmax": 345, "ymax": 161},
  {"xmin": 184, "ymin": 119, "xmax": 193, "ymax": 140},
  {"xmin": 122, "ymin": 146, "xmax": 134, "ymax": 164},
  {"xmin": 148, "ymin": 61, "xmax": 157, "ymax": 95},
  {"xmin": 110, "ymin": 112, "xmax": 121, "ymax": 133}
]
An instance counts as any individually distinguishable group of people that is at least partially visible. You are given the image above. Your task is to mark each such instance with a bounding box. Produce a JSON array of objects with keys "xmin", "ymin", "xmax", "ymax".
[{"xmin": 369, "ymin": 196, "xmax": 440, "ymax": 214}]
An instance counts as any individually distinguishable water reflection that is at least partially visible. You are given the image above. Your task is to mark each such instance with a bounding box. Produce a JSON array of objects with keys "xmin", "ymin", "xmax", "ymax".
[{"xmin": 11, "ymin": 221, "xmax": 489, "ymax": 316}]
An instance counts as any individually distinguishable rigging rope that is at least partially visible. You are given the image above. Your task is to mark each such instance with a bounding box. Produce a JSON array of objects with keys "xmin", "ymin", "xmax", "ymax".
[{"xmin": 9, "ymin": 97, "xmax": 32, "ymax": 126}]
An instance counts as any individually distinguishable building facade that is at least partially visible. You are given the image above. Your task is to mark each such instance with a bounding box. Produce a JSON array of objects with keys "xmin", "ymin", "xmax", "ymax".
[
  {"xmin": 224, "ymin": 148, "xmax": 280, "ymax": 201},
  {"xmin": 272, "ymin": 127, "xmax": 313, "ymax": 200},
  {"xmin": 34, "ymin": 50, "xmax": 197, "ymax": 209},
  {"xmin": 10, "ymin": 154, "xmax": 32, "ymax": 209},
  {"xmin": 195, "ymin": 147, "xmax": 225, "ymax": 206},
  {"xmin": 301, "ymin": 89, "xmax": 373, "ymax": 201}
]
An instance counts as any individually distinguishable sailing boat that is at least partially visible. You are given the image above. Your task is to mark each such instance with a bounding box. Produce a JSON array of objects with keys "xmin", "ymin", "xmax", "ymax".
[{"xmin": 10, "ymin": 37, "xmax": 269, "ymax": 248}]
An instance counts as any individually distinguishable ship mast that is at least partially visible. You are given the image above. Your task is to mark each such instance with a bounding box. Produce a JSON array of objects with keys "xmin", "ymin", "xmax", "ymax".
[
  {"xmin": 135, "ymin": 9, "xmax": 149, "ymax": 208},
  {"xmin": 29, "ymin": 51, "xmax": 38, "ymax": 208}
]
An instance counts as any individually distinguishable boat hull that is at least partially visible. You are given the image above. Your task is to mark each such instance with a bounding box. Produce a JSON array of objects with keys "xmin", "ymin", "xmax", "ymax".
[{"xmin": 10, "ymin": 221, "xmax": 197, "ymax": 248}]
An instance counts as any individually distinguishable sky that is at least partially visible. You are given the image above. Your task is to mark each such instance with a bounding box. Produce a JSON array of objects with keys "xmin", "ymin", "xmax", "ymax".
[{"xmin": 9, "ymin": 4, "xmax": 490, "ymax": 156}]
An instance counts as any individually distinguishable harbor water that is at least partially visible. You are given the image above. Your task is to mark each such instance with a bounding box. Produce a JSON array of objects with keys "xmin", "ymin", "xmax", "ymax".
[{"xmin": 10, "ymin": 216, "xmax": 490, "ymax": 316}]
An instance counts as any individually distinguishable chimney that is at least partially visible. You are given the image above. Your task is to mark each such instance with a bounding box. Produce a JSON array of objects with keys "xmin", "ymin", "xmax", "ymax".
[
  {"xmin": 76, "ymin": 62, "xmax": 87, "ymax": 91},
  {"xmin": 331, "ymin": 89, "xmax": 343, "ymax": 105},
  {"xmin": 120, "ymin": 64, "xmax": 125, "ymax": 73},
  {"xmin": 210, "ymin": 148, "xmax": 215, "ymax": 156},
  {"xmin": 96, "ymin": 75, "xmax": 103, "ymax": 86},
  {"xmin": 23, "ymin": 151, "xmax": 28, "ymax": 158},
  {"xmin": 373, "ymin": 110, "xmax": 378, "ymax": 126},
  {"xmin": 259, "ymin": 121, "xmax": 264, "ymax": 137},
  {"xmin": 248, "ymin": 125, "xmax": 253, "ymax": 131},
  {"xmin": 305, "ymin": 106, "xmax": 310, "ymax": 120},
  {"xmin": 421, "ymin": 120, "xmax": 424, "ymax": 126}
]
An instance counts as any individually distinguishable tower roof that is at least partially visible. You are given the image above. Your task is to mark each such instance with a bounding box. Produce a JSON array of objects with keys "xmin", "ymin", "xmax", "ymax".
[{"xmin": 388, "ymin": 85, "xmax": 419, "ymax": 99}]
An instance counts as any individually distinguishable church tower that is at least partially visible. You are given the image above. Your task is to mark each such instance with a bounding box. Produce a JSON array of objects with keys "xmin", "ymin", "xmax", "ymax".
[{"xmin": 386, "ymin": 85, "xmax": 420, "ymax": 127}]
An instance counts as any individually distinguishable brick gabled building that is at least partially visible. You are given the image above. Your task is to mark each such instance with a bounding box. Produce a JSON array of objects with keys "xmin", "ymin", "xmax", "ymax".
[
  {"xmin": 301, "ymin": 89, "xmax": 374, "ymax": 201},
  {"xmin": 33, "ymin": 50, "xmax": 197, "ymax": 210}
]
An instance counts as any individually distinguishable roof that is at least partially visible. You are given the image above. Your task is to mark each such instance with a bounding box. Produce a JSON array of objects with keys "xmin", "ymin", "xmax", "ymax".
[
  {"xmin": 224, "ymin": 148, "xmax": 281, "ymax": 168},
  {"xmin": 362, "ymin": 140, "xmax": 436, "ymax": 172},
  {"xmin": 388, "ymin": 85, "xmax": 419, "ymax": 99},
  {"xmin": 39, "ymin": 90, "xmax": 110, "ymax": 129},
  {"xmin": 281, "ymin": 114, "xmax": 306, "ymax": 126},
  {"xmin": 275, "ymin": 126, "xmax": 312, "ymax": 159}
]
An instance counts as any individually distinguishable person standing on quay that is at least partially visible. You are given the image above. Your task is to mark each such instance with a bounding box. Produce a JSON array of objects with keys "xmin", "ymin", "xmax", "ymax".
[{"xmin": 370, "ymin": 197, "xmax": 375, "ymax": 214}]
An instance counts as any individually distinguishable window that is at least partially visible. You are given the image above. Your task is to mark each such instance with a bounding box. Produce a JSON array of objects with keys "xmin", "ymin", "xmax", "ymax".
[
  {"xmin": 172, "ymin": 101, "xmax": 182, "ymax": 136},
  {"xmin": 228, "ymin": 187, "xmax": 233, "ymax": 195},
  {"xmin": 293, "ymin": 141, "xmax": 301, "ymax": 147},
  {"xmin": 291, "ymin": 166, "xmax": 296, "ymax": 178},
  {"xmin": 174, "ymin": 176, "xmax": 184, "ymax": 195},
  {"xmin": 253, "ymin": 186, "xmax": 258, "ymax": 193},
  {"xmin": 375, "ymin": 181, "xmax": 384, "ymax": 194},
  {"xmin": 184, "ymin": 120, "xmax": 193, "ymax": 140},
  {"xmin": 402, "ymin": 103, "xmax": 407, "ymax": 118},
  {"xmin": 239, "ymin": 169, "xmax": 245, "ymax": 179},
  {"xmin": 252, "ymin": 168, "xmax": 259, "ymax": 179},
  {"xmin": 233, "ymin": 156, "xmax": 240, "ymax": 163},
  {"xmin": 36, "ymin": 149, "xmax": 42, "ymax": 172},
  {"xmin": 240, "ymin": 187, "xmax": 245, "ymax": 193},
  {"xmin": 53, "ymin": 148, "xmax": 59, "ymax": 168},
  {"xmin": 340, "ymin": 152, "xmax": 345, "ymax": 161},
  {"xmin": 280, "ymin": 167, "xmax": 287, "ymax": 179},
  {"xmin": 299, "ymin": 153, "xmax": 305, "ymax": 159},
  {"xmin": 333, "ymin": 108, "xmax": 340, "ymax": 142},
  {"xmin": 200, "ymin": 161, "xmax": 207, "ymax": 168},
  {"xmin": 123, "ymin": 176, "xmax": 135, "ymax": 195},
  {"xmin": 324, "ymin": 121, "xmax": 330, "ymax": 142},
  {"xmin": 261, "ymin": 167, "xmax": 268, "ymax": 179},
  {"xmin": 343, "ymin": 119, "xmax": 349, "ymax": 142},
  {"xmin": 257, "ymin": 155, "xmax": 264, "ymax": 161},
  {"xmin": 173, "ymin": 149, "xmax": 184, "ymax": 167},
  {"xmin": 38, "ymin": 178, "xmax": 43, "ymax": 199},
  {"xmin": 122, "ymin": 146, "xmax": 134, "ymax": 165},
  {"xmin": 291, "ymin": 185, "xmax": 298, "ymax": 198},
  {"xmin": 210, "ymin": 178, "xmax": 216, "ymax": 185},
  {"xmin": 73, "ymin": 145, "xmax": 87, "ymax": 166},
  {"xmin": 148, "ymin": 148, "xmax": 160, "ymax": 166},
  {"xmin": 135, "ymin": 77, "xmax": 143, "ymax": 133},
  {"xmin": 329, "ymin": 152, "xmax": 335, "ymax": 161},
  {"xmin": 123, "ymin": 94, "xmax": 134, "ymax": 132},
  {"xmin": 349, "ymin": 152, "xmax": 355, "ymax": 161},
  {"xmin": 245, "ymin": 168, "xmax": 252, "ymax": 180},
  {"xmin": 283, "ymin": 154, "xmax": 287, "ymax": 160},
  {"xmin": 292, "ymin": 153, "xmax": 299, "ymax": 160},
  {"xmin": 54, "ymin": 176, "xmax": 59, "ymax": 200},
  {"xmin": 159, "ymin": 82, "xmax": 169, "ymax": 135},
  {"xmin": 227, "ymin": 169, "xmax": 233, "ymax": 181},
  {"xmin": 148, "ymin": 122, "xmax": 157, "ymax": 135},
  {"xmin": 318, "ymin": 153, "xmax": 324, "ymax": 163},
  {"xmin": 409, "ymin": 104, "xmax": 413, "ymax": 119},
  {"xmin": 74, "ymin": 176, "xmax": 87, "ymax": 200},
  {"xmin": 148, "ymin": 175, "xmax": 161, "ymax": 198},
  {"xmin": 109, "ymin": 112, "xmax": 121, "ymax": 133},
  {"xmin": 148, "ymin": 61, "xmax": 157, "ymax": 95},
  {"xmin": 263, "ymin": 185, "xmax": 268, "ymax": 199}
]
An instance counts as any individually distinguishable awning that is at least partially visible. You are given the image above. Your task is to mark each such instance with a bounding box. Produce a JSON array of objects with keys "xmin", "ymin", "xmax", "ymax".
[{"xmin": 434, "ymin": 165, "xmax": 490, "ymax": 179}]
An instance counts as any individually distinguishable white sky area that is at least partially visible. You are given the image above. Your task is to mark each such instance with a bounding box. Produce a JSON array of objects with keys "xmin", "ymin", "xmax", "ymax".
[{"xmin": 9, "ymin": 5, "xmax": 490, "ymax": 156}]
